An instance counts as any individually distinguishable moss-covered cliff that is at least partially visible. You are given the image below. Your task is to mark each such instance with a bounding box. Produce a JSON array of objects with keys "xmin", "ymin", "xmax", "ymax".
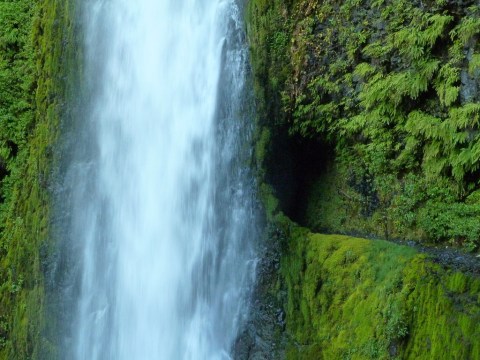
[
  {"xmin": 0, "ymin": 0, "xmax": 75, "ymax": 358},
  {"xmin": 247, "ymin": 0, "xmax": 480, "ymax": 250},
  {"xmin": 245, "ymin": 0, "xmax": 480, "ymax": 359}
]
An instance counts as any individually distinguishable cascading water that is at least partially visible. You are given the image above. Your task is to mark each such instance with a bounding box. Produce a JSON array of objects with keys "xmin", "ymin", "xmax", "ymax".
[{"xmin": 62, "ymin": 0, "xmax": 258, "ymax": 358}]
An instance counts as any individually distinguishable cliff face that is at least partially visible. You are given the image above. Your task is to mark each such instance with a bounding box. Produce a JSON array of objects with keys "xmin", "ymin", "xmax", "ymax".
[
  {"xmin": 247, "ymin": 0, "xmax": 480, "ymax": 250},
  {"xmin": 0, "ymin": 1, "xmax": 75, "ymax": 358},
  {"xmin": 245, "ymin": 0, "xmax": 480, "ymax": 358}
]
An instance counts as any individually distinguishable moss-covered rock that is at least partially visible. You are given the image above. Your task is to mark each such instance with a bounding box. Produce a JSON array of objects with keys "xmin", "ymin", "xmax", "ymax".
[
  {"xmin": 277, "ymin": 216, "xmax": 480, "ymax": 359},
  {"xmin": 247, "ymin": 0, "xmax": 480, "ymax": 251}
]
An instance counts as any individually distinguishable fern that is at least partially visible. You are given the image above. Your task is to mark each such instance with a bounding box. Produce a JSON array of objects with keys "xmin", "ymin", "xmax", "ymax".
[
  {"xmin": 469, "ymin": 53, "xmax": 480, "ymax": 76},
  {"xmin": 435, "ymin": 64, "xmax": 460, "ymax": 106},
  {"xmin": 361, "ymin": 60, "xmax": 439, "ymax": 110},
  {"xmin": 363, "ymin": 41, "xmax": 392, "ymax": 59},
  {"xmin": 354, "ymin": 63, "xmax": 377, "ymax": 79},
  {"xmin": 450, "ymin": 16, "xmax": 480, "ymax": 45},
  {"xmin": 390, "ymin": 14, "xmax": 452, "ymax": 61}
]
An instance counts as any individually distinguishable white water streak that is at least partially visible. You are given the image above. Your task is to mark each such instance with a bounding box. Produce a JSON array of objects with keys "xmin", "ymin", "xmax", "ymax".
[{"xmin": 68, "ymin": 0, "xmax": 256, "ymax": 358}]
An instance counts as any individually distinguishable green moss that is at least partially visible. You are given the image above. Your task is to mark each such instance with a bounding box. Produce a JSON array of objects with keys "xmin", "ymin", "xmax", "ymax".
[
  {"xmin": 0, "ymin": 0, "xmax": 75, "ymax": 358},
  {"xmin": 278, "ymin": 218, "xmax": 480, "ymax": 359}
]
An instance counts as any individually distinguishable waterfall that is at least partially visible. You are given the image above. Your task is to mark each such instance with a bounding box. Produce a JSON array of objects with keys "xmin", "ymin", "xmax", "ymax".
[{"xmin": 62, "ymin": 0, "xmax": 257, "ymax": 358}]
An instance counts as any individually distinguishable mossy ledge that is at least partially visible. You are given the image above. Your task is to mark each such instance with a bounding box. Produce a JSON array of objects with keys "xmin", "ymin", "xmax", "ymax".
[{"xmin": 277, "ymin": 215, "xmax": 479, "ymax": 359}]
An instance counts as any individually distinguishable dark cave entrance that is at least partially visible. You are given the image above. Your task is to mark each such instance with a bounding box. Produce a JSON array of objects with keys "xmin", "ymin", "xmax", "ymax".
[{"xmin": 265, "ymin": 130, "xmax": 333, "ymax": 224}]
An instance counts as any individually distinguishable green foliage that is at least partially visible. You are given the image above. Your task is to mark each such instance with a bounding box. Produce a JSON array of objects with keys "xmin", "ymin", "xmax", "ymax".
[
  {"xmin": 418, "ymin": 201, "xmax": 480, "ymax": 250},
  {"xmin": 248, "ymin": 0, "xmax": 480, "ymax": 250},
  {"xmin": 0, "ymin": 1, "xmax": 35, "ymax": 153},
  {"xmin": 278, "ymin": 218, "xmax": 480, "ymax": 359},
  {"xmin": 0, "ymin": 0, "xmax": 76, "ymax": 358},
  {"xmin": 405, "ymin": 104, "xmax": 480, "ymax": 181},
  {"xmin": 469, "ymin": 54, "xmax": 480, "ymax": 76},
  {"xmin": 246, "ymin": 0, "xmax": 294, "ymax": 128},
  {"xmin": 248, "ymin": 1, "xmax": 480, "ymax": 357}
]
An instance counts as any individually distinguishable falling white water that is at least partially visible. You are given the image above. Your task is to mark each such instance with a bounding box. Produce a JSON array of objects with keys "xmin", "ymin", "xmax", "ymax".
[{"xmin": 64, "ymin": 0, "xmax": 257, "ymax": 359}]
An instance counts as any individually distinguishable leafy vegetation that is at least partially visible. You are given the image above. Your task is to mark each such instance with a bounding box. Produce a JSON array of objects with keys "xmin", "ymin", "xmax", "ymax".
[
  {"xmin": 247, "ymin": 2, "xmax": 480, "ymax": 358},
  {"xmin": 247, "ymin": 0, "xmax": 480, "ymax": 250},
  {"xmin": 0, "ymin": 0, "xmax": 75, "ymax": 358}
]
